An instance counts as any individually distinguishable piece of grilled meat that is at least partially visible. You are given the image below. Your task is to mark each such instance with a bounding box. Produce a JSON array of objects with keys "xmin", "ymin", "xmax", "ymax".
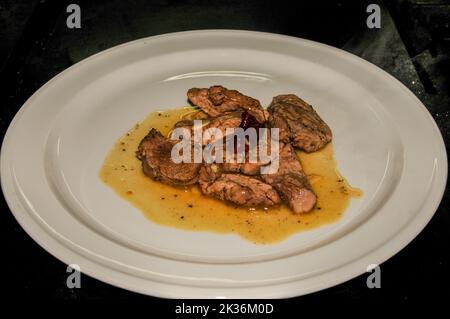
[
  {"xmin": 199, "ymin": 164, "xmax": 280, "ymax": 207},
  {"xmin": 268, "ymin": 94, "xmax": 332, "ymax": 153},
  {"xmin": 137, "ymin": 129, "xmax": 201, "ymax": 186},
  {"xmin": 187, "ymin": 85, "xmax": 269, "ymax": 123},
  {"xmin": 174, "ymin": 113, "xmax": 242, "ymax": 146},
  {"xmin": 262, "ymin": 142, "xmax": 316, "ymax": 213}
]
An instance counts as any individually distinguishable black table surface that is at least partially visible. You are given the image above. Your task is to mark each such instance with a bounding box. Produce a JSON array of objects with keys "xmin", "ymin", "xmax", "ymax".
[{"xmin": 0, "ymin": 0, "xmax": 449, "ymax": 300}]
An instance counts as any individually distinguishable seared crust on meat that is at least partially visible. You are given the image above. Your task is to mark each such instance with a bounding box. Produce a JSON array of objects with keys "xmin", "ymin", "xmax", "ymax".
[
  {"xmin": 137, "ymin": 129, "xmax": 201, "ymax": 186},
  {"xmin": 199, "ymin": 165, "xmax": 280, "ymax": 207},
  {"xmin": 268, "ymin": 94, "xmax": 332, "ymax": 153},
  {"xmin": 220, "ymin": 162, "xmax": 262, "ymax": 176},
  {"xmin": 187, "ymin": 85, "xmax": 269, "ymax": 123},
  {"xmin": 174, "ymin": 113, "xmax": 242, "ymax": 145},
  {"xmin": 262, "ymin": 143, "xmax": 316, "ymax": 213}
]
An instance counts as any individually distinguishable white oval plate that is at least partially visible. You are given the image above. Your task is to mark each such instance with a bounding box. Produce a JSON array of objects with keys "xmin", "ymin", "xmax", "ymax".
[{"xmin": 1, "ymin": 30, "xmax": 447, "ymax": 298}]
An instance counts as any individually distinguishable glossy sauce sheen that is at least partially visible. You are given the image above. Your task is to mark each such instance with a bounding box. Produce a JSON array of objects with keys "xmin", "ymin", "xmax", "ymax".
[{"xmin": 100, "ymin": 107, "xmax": 362, "ymax": 244}]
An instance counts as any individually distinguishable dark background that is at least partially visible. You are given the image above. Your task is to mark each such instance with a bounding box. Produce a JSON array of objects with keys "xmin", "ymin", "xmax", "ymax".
[{"xmin": 0, "ymin": 0, "xmax": 449, "ymax": 300}]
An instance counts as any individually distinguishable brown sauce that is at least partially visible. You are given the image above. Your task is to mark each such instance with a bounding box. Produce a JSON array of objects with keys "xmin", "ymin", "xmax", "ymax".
[{"xmin": 100, "ymin": 107, "xmax": 362, "ymax": 244}]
